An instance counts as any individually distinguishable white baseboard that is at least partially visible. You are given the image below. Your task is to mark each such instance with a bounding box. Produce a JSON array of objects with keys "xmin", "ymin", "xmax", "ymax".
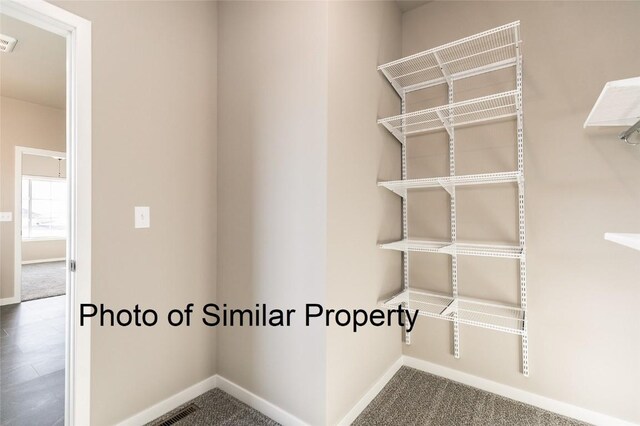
[
  {"xmin": 216, "ymin": 375, "xmax": 309, "ymax": 426},
  {"xmin": 0, "ymin": 296, "xmax": 20, "ymax": 306},
  {"xmin": 338, "ymin": 357, "xmax": 404, "ymax": 426},
  {"xmin": 116, "ymin": 374, "xmax": 307, "ymax": 426},
  {"xmin": 22, "ymin": 257, "xmax": 65, "ymax": 265},
  {"xmin": 116, "ymin": 375, "xmax": 218, "ymax": 426},
  {"xmin": 114, "ymin": 357, "xmax": 637, "ymax": 426},
  {"xmin": 403, "ymin": 356, "xmax": 637, "ymax": 426}
]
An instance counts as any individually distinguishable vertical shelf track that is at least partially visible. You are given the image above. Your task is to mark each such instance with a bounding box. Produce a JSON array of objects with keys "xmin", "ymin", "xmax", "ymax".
[
  {"xmin": 514, "ymin": 24, "xmax": 528, "ymax": 377},
  {"xmin": 435, "ymin": 51, "xmax": 461, "ymax": 359},
  {"xmin": 401, "ymin": 91, "xmax": 411, "ymax": 345},
  {"xmin": 448, "ymin": 82, "xmax": 461, "ymax": 359}
]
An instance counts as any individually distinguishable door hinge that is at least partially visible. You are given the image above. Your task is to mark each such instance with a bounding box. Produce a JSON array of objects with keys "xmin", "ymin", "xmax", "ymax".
[{"xmin": 70, "ymin": 260, "xmax": 76, "ymax": 272}]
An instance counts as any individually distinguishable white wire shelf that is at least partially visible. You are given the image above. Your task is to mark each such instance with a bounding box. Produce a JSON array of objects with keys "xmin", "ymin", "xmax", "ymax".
[
  {"xmin": 378, "ymin": 90, "xmax": 519, "ymax": 143},
  {"xmin": 379, "ymin": 171, "xmax": 522, "ymax": 197},
  {"xmin": 379, "ymin": 239, "xmax": 524, "ymax": 259},
  {"xmin": 382, "ymin": 288, "xmax": 525, "ymax": 336},
  {"xmin": 584, "ymin": 76, "xmax": 640, "ymax": 127},
  {"xmin": 378, "ymin": 21, "xmax": 521, "ymax": 95},
  {"xmin": 604, "ymin": 233, "xmax": 640, "ymax": 251}
]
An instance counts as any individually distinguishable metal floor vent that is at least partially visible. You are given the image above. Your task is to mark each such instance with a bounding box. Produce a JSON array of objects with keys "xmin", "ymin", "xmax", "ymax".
[
  {"xmin": 0, "ymin": 34, "xmax": 17, "ymax": 53},
  {"xmin": 155, "ymin": 403, "xmax": 199, "ymax": 426}
]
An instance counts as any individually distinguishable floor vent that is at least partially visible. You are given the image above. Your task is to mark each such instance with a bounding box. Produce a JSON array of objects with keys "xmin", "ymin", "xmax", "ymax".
[{"xmin": 155, "ymin": 403, "xmax": 199, "ymax": 426}]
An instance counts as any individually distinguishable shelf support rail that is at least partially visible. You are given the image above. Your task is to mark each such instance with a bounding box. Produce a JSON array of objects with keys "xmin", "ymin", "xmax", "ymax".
[
  {"xmin": 514, "ymin": 24, "xmax": 529, "ymax": 377},
  {"xmin": 433, "ymin": 48, "xmax": 461, "ymax": 357},
  {"xmin": 401, "ymin": 90, "xmax": 411, "ymax": 346},
  {"xmin": 447, "ymin": 81, "xmax": 460, "ymax": 359}
]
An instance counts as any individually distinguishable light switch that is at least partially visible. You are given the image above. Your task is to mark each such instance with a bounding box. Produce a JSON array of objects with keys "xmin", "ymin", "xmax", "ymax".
[
  {"xmin": 0, "ymin": 212, "xmax": 12, "ymax": 222},
  {"xmin": 134, "ymin": 206, "xmax": 150, "ymax": 229}
]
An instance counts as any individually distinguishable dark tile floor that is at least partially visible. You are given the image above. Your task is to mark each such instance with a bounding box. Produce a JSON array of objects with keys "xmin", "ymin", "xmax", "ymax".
[{"xmin": 1, "ymin": 296, "xmax": 66, "ymax": 426}]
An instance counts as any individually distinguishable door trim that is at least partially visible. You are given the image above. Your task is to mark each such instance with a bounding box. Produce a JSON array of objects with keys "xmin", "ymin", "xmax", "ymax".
[{"xmin": 1, "ymin": 1, "xmax": 92, "ymax": 424}]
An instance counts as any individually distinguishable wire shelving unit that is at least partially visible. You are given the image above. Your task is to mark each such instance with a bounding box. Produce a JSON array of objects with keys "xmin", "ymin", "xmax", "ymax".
[{"xmin": 377, "ymin": 21, "xmax": 529, "ymax": 376}]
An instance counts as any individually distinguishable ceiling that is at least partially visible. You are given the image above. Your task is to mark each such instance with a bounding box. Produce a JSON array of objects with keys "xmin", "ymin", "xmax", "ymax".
[
  {"xmin": 396, "ymin": 0, "xmax": 431, "ymax": 13},
  {"xmin": 0, "ymin": 14, "xmax": 66, "ymax": 109}
]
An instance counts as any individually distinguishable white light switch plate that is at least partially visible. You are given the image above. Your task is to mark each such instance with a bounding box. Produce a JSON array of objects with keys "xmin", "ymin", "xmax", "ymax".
[
  {"xmin": 134, "ymin": 206, "xmax": 150, "ymax": 229},
  {"xmin": 0, "ymin": 212, "xmax": 12, "ymax": 222}
]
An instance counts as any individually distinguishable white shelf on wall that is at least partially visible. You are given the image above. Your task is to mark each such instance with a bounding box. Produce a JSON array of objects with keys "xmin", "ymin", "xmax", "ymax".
[
  {"xmin": 378, "ymin": 90, "xmax": 519, "ymax": 143},
  {"xmin": 584, "ymin": 77, "xmax": 640, "ymax": 127},
  {"xmin": 379, "ymin": 239, "xmax": 524, "ymax": 259},
  {"xmin": 604, "ymin": 233, "xmax": 640, "ymax": 251},
  {"xmin": 378, "ymin": 21, "xmax": 521, "ymax": 95},
  {"xmin": 378, "ymin": 171, "xmax": 522, "ymax": 197},
  {"xmin": 383, "ymin": 288, "xmax": 525, "ymax": 336}
]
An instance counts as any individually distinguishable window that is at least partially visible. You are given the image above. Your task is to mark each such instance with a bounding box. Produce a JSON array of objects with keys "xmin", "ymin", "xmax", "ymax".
[{"xmin": 22, "ymin": 177, "xmax": 67, "ymax": 240}]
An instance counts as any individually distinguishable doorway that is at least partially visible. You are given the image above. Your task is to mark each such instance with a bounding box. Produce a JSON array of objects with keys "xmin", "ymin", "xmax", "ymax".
[
  {"xmin": 0, "ymin": 1, "xmax": 91, "ymax": 425},
  {"xmin": 18, "ymin": 150, "xmax": 68, "ymax": 303},
  {"xmin": 0, "ymin": 13, "xmax": 67, "ymax": 425}
]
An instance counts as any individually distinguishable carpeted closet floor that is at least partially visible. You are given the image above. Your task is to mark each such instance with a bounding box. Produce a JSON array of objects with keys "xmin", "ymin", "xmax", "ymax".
[
  {"xmin": 148, "ymin": 366, "xmax": 588, "ymax": 425},
  {"xmin": 353, "ymin": 366, "xmax": 588, "ymax": 426},
  {"xmin": 147, "ymin": 388, "xmax": 279, "ymax": 426},
  {"xmin": 21, "ymin": 261, "xmax": 66, "ymax": 302}
]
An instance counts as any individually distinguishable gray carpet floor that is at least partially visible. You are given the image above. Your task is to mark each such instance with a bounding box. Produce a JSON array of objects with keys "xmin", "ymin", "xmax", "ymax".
[
  {"xmin": 148, "ymin": 368, "xmax": 587, "ymax": 426},
  {"xmin": 147, "ymin": 388, "xmax": 280, "ymax": 426},
  {"xmin": 21, "ymin": 261, "xmax": 66, "ymax": 302},
  {"xmin": 353, "ymin": 367, "xmax": 588, "ymax": 426}
]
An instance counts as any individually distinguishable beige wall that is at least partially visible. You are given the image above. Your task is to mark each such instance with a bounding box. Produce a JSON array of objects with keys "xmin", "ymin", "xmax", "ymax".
[
  {"xmin": 0, "ymin": 97, "xmax": 65, "ymax": 299},
  {"xmin": 23, "ymin": 154, "xmax": 66, "ymax": 178},
  {"xmin": 50, "ymin": 2, "xmax": 218, "ymax": 424},
  {"xmin": 2, "ymin": 2, "xmax": 634, "ymax": 425},
  {"xmin": 326, "ymin": 2, "xmax": 403, "ymax": 424},
  {"xmin": 22, "ymin": 240, "xmax": 65, "ymax": 263},
  {"xmin": 217, "ymin": 2, "xmax": 328, "ymax": 424},
  {"xmin": 402, "ymin": 2, "xmax": 640, "ymax": 423}
]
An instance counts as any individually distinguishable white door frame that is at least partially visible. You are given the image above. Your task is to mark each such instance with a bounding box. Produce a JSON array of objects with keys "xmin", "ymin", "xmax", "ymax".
[
  {"xmin": 14, "ymin": 146, "xmax": 67, "ymax": 301},
  {"xmin": 0, "ymin": 1, "xmax": 92, "ymax": 424}
]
